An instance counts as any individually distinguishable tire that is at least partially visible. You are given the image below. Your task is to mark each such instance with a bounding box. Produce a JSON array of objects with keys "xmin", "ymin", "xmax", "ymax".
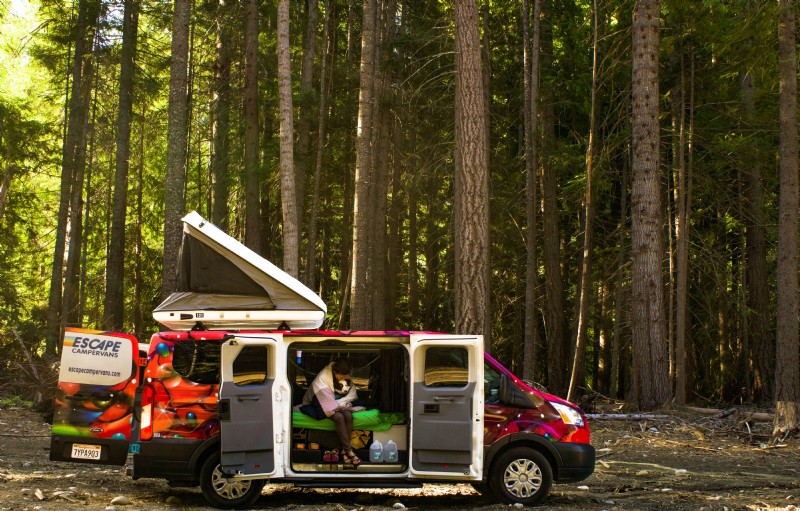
[
  {"xmin": 489, "ymin": 447, "xmax": 553, "ymax": 506},
  {"xmin": 199, "ymin": 452, "xmax": 266, "ymax": 509}
]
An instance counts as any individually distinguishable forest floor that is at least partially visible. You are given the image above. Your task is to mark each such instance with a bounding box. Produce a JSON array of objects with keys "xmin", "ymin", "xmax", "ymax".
[{"xmin": 0, "ymin": 401, "xmax": 798, "ymax": 511}]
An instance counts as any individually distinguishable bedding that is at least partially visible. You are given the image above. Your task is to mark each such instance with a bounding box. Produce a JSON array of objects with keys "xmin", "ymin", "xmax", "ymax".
[{"xmin": 292, "ymin": 408, "xmax": 405, "ymax": 432}]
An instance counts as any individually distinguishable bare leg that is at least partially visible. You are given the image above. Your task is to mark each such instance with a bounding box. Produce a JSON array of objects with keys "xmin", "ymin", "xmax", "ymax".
[{"xmin": 331, "ymin": 411, "xmax": 352, "ymax": 452}]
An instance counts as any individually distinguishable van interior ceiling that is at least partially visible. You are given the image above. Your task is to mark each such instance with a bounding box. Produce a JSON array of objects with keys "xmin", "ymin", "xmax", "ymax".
[{"xmin": 288, "ymin": 343, "xmax": 410, "ymax": 472}]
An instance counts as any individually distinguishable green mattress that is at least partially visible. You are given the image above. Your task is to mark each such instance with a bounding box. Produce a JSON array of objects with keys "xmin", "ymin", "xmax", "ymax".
[{"xmin": 292, "ymin": 409, "xmax": 405, "ymax": 432}]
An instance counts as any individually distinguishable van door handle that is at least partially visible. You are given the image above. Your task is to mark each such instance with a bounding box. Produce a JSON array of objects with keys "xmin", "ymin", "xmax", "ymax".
[
  {"xmin": 433, "ymin": 396, "xmax": 454, "ymax": 402},
  {"xmin": 237, "ymin": 395, "xmax": 260, "ymax": 401}
]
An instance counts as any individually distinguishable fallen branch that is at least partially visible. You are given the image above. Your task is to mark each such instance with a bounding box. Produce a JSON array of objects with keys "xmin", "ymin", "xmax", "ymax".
[
  {"xmin": 586, "ymin": 413, "xmax": 670, "ymax": 420},
  {"xmin": 12, "ymin": 328, "xmax": 40, "ymax": 383},
  {"xmin": 684, "ymin": 406, "xmax": 773, "ymax": 422}
]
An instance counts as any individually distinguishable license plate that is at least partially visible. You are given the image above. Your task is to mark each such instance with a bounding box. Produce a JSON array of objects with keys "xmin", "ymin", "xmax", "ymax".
[{"xmin": 71, "ymin": 443, "xmax": 101, "ymax": 460}]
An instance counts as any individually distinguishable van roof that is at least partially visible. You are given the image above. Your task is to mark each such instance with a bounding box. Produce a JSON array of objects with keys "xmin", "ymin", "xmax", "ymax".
[{"xmin": 153, "ymin": 212, "xmax": 327, "ymax": 331}]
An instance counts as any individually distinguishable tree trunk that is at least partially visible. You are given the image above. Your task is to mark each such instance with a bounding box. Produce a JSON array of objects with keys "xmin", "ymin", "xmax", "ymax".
[
  {"xmin": 673, "ymin": 52, "xmax": 689, "ymax": 405},
  {"xmin": 612, "ymin": 145, "xmax": 629, "ymax": 399},
  {"xmin": 0, "ymin": 164, "xmax": 11, "ymax": 223},
  {"xmin": 453, "ymin": 0, "xmax": 491, "ymax": 349},
  {"xmin": 46, "ymin": 0, "xmax": 100, "ymax": 354},
  {"xmin": 133, "ymin": 104, "xmax": 146, "ymax": 336},
  {"xmin": 522, "ymin": 0, "xmax": 542, "ymax": 383},
  {"xmin": 210, "ymin": 0, "xmax": 232, "ymax": 232},
  {"xmin": 277, "ymin": 0, "xmax": 299, "ymax": 275},
  {"xmin": 630, "ymin": 0, "xmax": 670, "ymax": 410},
  {"xmin": 306, "ymin": 0, "xmax": 332, "ymax": 289},
  {"xmin": 350, "ymin": 0, "xmax": 377, "ymax": 330},
  {"xmin": 296, "ymin": 0, "xmax": 319, "ymax": 238},
  {"xmin": 244, "ymin": 0, "xmax": 262, "ymax": 253},
  {"xmin": 740, "ymin": 72, "xmax": 771, "ymax": 402},
  {"xmin": 369, "ymin": 0, "xmax": 397, "ymax": 330},
  {"xmin": 568, "ymin": 0, "xmax": 599, "ymax": 402},
  {"xmin": 104, "ymin": 0, "xmax": 140, "ymax": 331},
  {"xmin": 62, "ymin": 54, "xmax": 95, "ymax": 329},
  {"xmin": 161, "ymin": 0, "xmax": 191, "ymax": 298},
  {"xmin": 773, "ymin": 0, "xmax": 800, "ymax": 440}
]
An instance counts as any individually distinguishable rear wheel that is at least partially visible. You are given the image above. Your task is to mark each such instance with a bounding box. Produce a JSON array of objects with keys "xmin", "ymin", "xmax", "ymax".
[
  {"xmin": 199, "ymin": 452, "xmax": 265, "ymax": 509},
  {"xmin": 489, "ymin": 447, "xmax": 552, "ymax": 506}
]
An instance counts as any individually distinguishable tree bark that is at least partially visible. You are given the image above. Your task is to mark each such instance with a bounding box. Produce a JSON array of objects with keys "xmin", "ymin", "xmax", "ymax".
[
  {"xmin": 568, "ymin": 0, "xmax": 600, "ymax": 402},
  {"xmin": 62, "ymin": 54, "xmax": 94, "ymax": 329},
  {"xmin": 244, "ymin": 0, "xmax": 262, "ymax": 253},
  {"xmin": 350, "ymin": 0, "xmax": 377, "ymax": 330},
  {"xmin": 161, "ymin": 0, "xmax": 191, "ymax": 298},
  {"xmin": 611, "ymin": 147, "xmax": 629, "ymax": 399},
  {"xmin": 773, "ymin": 0, "xmax": 800, "ymax": 440},
  {"xmin": 369, "ymin": 0, "xmax": 397, "ymax": 330},
  {"xmin": 673, "ymin": 52, "xmax": 689, "ymax": 405},
  {"xmin": 104, "ymin": 0, "xmax": 140, "ymax": 331},
  {"xmin": 296, "ymin": 0, "xmax": 319, "ymax": 236},
  {"xmin": 210, "ymin": 0, "xmax": 233, "ymax": 232},
  {"xmin": 454, "ymin": 0, "xmax": 491, "ymax": 349},
  {"xmin": 306, "ymin": 0, "xmax": 332, "ymax": 290},
  {"xmin": 46, "ymin": 0, "xmax": 100, "ymax": 353},
  {"xmin": 0, "ymin": 164, "xmax": 11, "ymax": 223},
  {"xmin": 630, "ymin": 0, "xmax": 670, "ymax": 410},
  {"xmin": 522, "ymin": 0, "xmax": 542, "ymax": 383},
  {"xmin": 133, "ymin": 104, "xmax": 146, "ymax": 336},
  {"xmin": 541, "ymin": 7, "xmax": 567, "ymax": 395},
  {"xmin": 277, "ymin": 0, "xmax": 299, "ymax": 275}
]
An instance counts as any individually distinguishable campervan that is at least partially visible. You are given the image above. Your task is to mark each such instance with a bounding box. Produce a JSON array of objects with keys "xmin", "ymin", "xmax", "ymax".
[{"xmin": 50, "ymin": 212, "xmax": 594, "ymax": 509}]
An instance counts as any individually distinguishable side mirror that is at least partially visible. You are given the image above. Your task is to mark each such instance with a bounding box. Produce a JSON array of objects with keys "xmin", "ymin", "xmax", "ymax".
[{"xmin": 499, "ymin": 373, "xmax": 537, "ymax": 409}]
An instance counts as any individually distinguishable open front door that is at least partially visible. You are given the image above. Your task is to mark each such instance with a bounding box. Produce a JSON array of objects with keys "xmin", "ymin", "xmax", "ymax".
[
  {"xmin": 409, "ymin": 334, "xmax": 483, "ymax": 480},
  {"xmin": 219, "ymin": 335, "xmax": 285, "ymax": 477}
]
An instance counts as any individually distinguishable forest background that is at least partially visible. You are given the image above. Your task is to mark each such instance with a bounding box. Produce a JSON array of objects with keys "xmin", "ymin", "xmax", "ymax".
[{"xmin": 0, "ymin": 0, "xmax": 799, "ymax": 429}]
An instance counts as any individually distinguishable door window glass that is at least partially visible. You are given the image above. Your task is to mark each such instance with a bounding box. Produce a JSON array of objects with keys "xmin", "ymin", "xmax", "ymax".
[
  {"xmin": 233, "ymin": 346, "xmax": 269, "ymax": 386},
  {"xmin": 484, "ymin": 363, "xmax": 502, "ymax": 404},
  {"xmin": 172, "ymin": 340, "xmax": 222, "ymax": 384},
  {"xmin": 424, "ymin": 347, "xmax": 468, "ymax": 387}
]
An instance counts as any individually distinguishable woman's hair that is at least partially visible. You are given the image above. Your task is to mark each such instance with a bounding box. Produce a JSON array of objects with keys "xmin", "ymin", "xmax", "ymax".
[{"xmin": 332, "ymin": 358, "xmax": 351, "ymax": 376}]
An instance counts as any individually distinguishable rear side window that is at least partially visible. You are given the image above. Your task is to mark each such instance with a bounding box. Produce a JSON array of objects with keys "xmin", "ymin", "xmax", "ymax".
[
  {"xmin": 424, "ymin": 347, "xmax": 469, "ymax": 387},
  {"xmin": 172, "ymin": 340, "xmax": 222, "ymax": 384},
  {"xmin": 233, "ymin": 346, "xmax": 269, "ymax": 386}
]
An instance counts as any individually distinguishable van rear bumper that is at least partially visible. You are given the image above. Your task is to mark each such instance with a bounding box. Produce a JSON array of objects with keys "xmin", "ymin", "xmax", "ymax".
[{"xmin": 553, "ymin": 442, "xmax": 595, "ymax": 482}]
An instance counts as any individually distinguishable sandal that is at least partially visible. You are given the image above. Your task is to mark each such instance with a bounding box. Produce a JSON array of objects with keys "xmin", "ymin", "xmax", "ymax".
[
  {"xmin": 342, "ymin": 450, "xmax": 361, "ymax": 466},
  {"xmin": 323, "ymin": 450, "xmax": 332, "ymax": 463},
  {"xmin": 331, "ymin": 449, "xmax": 339, "ymax": 463}
]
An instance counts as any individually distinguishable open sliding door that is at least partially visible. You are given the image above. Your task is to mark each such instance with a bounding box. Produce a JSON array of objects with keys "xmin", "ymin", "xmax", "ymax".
[
  {"xmin": 219, "ymin": 335, "xmax": 285, "ymax": 478},
  {"xmin": 409, "ymin": 334, "xmax": 483, "ymax": 480}
]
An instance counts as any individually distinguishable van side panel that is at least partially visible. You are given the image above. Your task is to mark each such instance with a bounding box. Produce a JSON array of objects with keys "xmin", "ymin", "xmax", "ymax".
[
  {"xmin": 142, "ymin": 334, "xmax": 223, "ymax": 441},
  {"xmin": 50, "ymin": 329, "xmax": 140, "ymax": 465}
]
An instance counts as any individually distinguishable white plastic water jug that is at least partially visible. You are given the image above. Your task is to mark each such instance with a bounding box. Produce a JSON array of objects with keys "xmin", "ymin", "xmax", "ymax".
[
  {"xmin": 369, "ymin": 440, "xmax": 384, "ymax": 462},
  {"xmin": 383, "ymin": 439, "xmax": 398, "ymax": 463}
]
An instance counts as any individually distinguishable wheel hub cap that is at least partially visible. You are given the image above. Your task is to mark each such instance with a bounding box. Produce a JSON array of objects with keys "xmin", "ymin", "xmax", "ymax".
[
  {"xmin": 211, "ymin": 465, "xmax": 253, "ymax": 500},
  {"xmin": 503, "ymin": 458, "xmax": 542, "ymax": 498}
]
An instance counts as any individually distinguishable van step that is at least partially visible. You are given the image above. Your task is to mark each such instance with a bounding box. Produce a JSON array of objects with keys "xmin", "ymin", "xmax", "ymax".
[{"xmin": 291, "ymin": 480, "xmax": 423, "ymax": 489}]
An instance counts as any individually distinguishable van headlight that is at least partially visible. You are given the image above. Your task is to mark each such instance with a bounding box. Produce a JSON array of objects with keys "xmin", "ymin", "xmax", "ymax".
[{"xmin": 550, "ymin": 402, "xmax": 585, "ymax": 427}]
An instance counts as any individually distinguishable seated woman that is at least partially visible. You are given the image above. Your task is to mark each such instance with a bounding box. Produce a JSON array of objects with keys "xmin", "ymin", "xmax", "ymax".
[{"xmin": 300, "ymin": 358, "xmax": 363, "ymax": 465}]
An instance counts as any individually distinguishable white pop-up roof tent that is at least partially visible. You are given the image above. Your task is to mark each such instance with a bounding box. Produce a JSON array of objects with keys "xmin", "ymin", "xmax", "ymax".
[{"xmin": 153, "ymin": 211, "xmax": 327, "ymax": 330}]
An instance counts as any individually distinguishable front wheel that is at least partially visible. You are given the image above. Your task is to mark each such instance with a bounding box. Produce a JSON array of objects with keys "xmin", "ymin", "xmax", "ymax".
[
  {"xmin": 199, "ymin": 452, "xmax": 266, "ymax": 509},
  {"xmin": 489, "ymin": 447, "xmax": 553, "ymax": 506}
]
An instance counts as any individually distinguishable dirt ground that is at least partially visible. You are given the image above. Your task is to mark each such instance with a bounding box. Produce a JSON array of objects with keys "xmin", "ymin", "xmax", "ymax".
[{"xmin": 0, "ymin": 403, "xmax": 798, "ymax": 511}]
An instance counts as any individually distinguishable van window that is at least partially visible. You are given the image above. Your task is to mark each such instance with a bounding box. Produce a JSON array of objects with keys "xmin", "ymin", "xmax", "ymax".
[
  {"xmin": 485, "ymin": 363, "xmax": 502, "ymax": 404},
  {"xmin": 233, "ymin": 346, "xmax": 269, "ymax": 386},
  {"xmin": 172, "ymin": 340, "xmax": 222, "ymax": 384},
  {"xmin": 424, "ymin": 347, "xmax": 468, "ymax": 387}
]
